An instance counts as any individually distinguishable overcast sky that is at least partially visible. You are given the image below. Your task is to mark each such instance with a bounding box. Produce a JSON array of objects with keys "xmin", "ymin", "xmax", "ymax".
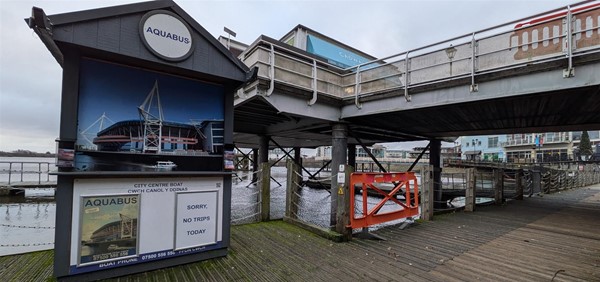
[{"xmin": 0, "ymin": 0, "xmax": 579, "ymax": 153}]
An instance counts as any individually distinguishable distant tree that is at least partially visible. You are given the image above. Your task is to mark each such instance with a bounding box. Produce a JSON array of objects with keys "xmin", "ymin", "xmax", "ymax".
[{"xmin": 579, "ymin": 131, "xmax": 593, "ymax": 158}]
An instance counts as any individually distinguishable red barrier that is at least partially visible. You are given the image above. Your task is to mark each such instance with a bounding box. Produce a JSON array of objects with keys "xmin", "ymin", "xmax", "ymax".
[{"xmin": 348, "ymin": 172, "xmax": 419, "ymax": 229}]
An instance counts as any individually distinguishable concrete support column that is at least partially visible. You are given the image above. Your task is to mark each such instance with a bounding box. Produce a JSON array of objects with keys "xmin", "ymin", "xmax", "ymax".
[
  {"xmin": 494, "ymin": 169, "xmax": 504, "ymax": 205},
  {"xmin": 429, "ymin": 139, "xmax": 443, "ymax": 209},
  {"xmin": 347, "ymin": 144, "xmax": 356, "ymax": 169},
  {"xmin": 464, "ymin": 168, "xmax": 476, "ymax": 212},
  {"xmin": 330, "ymin": 123, "xmax": 348, "ymax": 231}
]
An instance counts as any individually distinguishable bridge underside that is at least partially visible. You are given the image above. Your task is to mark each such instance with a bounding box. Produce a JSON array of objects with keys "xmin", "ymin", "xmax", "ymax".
[
  {"xmin": 234, "ymin": 63, "xmax": 600, "ymax": 148},
  {"xmin": 345, "ymin": 84, "xmax": 600, "ymax": 139},
  {"xmin": 233, "ymin": 96, "xmax": 422, "ymax": 148}
]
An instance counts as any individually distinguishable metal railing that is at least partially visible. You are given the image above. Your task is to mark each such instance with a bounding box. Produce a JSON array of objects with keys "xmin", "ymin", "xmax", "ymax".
[
  {"xmin": 238, "ymin": 2, "xmax": 600, "ymax": 108},
  {"xmin": 230, "ymin": 169, "xmax": 262, "ymax": 225},
  {"xmin": 0, "ymin": 161, "xmax": 54, "ymax": 185},
  {"xmin": 503, "ymin": 134, "xmax": 571, "ymax": 146}
]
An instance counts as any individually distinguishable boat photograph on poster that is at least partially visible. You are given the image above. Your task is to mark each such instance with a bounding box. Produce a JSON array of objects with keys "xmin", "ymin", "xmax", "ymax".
[{"xmin": 74, "ymin": 58, "xmax": 226, "ymax": 172}]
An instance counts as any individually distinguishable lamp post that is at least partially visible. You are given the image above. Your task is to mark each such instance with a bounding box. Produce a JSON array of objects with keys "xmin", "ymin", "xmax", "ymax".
[
  {"xmin": 445, "ymin": 44, "xmax": 457, "ymax": 76},
  {"xmin": 224, "ymin": 26, "xmax": 236, "ymax": 50}
]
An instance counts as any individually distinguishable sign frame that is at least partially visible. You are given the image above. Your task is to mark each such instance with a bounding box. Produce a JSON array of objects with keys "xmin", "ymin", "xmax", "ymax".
[
  {"xmin": 139, "ymin": 10, "xmax": 195, "ymax": 62},
  {"xmin": 77, "ymin": 193, "xmax": 141, "ymax": 267},
  {"xmin": 173, "ymin": 190, "xmax": 220, "ymax": 251}
]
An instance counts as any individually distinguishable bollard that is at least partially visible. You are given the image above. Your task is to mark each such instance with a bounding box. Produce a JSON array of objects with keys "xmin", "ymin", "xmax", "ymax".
[
  {"xmin": 259, "ymin": 162, "xmax": 271, "ymax": 221},
  {"xmin": 465, "ymin": 168, "xmax": 476, "ymax": 212}
]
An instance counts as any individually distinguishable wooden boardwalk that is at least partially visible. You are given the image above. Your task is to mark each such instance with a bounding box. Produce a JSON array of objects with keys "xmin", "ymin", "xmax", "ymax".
[{"xmin": 1, "ymin": 185, "xmax": 599, "ymax": 281}]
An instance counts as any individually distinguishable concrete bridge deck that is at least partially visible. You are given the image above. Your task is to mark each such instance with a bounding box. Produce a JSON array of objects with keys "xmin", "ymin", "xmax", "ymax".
[{"xmin": 2, "ymin": 185, "xmax": 599, "ymax": 281}]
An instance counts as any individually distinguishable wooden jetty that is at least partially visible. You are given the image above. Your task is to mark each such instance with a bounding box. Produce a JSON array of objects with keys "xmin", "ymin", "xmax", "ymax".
[
  {"xmin": 1, "ymin": 184, "xmax": 599, "ymax": 281},
  {"xmin": 0, "ymin": 182, "xmax": 56, "ymax": 196}
]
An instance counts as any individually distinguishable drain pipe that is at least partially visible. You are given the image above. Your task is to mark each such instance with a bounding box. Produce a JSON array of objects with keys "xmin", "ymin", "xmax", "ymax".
[
  {"xmin": 354, "ymin": 66, "xmax": 362, "ymax": 108},
  {"xmin": 308, "ymin": 59, "xmax": 318, "ymax": 105},
  {"xmin": 266, "ymin": 44, "xmax": 275, "ymax": 96}
]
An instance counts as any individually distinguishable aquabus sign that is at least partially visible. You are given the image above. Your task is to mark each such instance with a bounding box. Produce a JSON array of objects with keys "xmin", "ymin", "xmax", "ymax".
[{"xmin": 140, "ymin": 10, "xmax": 194, "ymax": 61}]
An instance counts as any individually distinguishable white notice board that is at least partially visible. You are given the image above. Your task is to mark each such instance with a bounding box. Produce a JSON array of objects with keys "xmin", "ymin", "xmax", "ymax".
[{"xmin": 174, "ymin": 191, "xmax": 219, "ymax": 250}]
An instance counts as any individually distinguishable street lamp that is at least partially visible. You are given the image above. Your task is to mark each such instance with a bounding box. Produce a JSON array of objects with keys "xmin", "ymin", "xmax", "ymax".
[
  {"xmin": 445, "ymin": 44, "xmax": 457, "ymax": 76},
  {"xmin": 224, "ymin": 26, "xmax": 236, "ymax": 50}
]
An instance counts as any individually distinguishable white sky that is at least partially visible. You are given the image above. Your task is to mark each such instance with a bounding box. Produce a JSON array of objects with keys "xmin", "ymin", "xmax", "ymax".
[{"xmin": 0, "ymin": 0, "xmax": 579, "ymax": 153}]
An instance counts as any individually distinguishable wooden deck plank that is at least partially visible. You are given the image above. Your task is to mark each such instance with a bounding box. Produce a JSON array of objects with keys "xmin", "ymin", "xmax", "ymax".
[{"xmin": 1, "ymin": 185, "xmax": 599, "ymax": 281}]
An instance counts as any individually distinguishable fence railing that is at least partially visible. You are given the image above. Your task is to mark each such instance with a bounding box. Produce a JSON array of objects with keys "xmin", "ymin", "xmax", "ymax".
[
  {"xmin": 0, "ymin": 162, "xmax": 54, "ymax": 185},
  {"xmin": 433, "ymin": 166, "xmax": 600, "ymax": 213},
  {"xmin": 230, "ymin": 161, "xmax": 600, "ymax": 241},
  {"xmin": 238, "ymin": 2, "xmax": 600, "ymax": 108}
]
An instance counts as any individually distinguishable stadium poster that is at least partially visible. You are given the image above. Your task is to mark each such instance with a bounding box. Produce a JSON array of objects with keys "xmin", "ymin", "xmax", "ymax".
[
  {"xmin": 78, "ymin": 194, "xmax": 140, "ymax": 266},
  {"xmin": 75, "ymin": 58, "xmax": 225, "ymax": 172}
]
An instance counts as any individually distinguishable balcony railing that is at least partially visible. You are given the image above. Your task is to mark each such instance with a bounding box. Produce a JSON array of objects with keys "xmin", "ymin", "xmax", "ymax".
[{"xmin": 238, "ymin": 2, "xmax": 600, "ymax": 108}]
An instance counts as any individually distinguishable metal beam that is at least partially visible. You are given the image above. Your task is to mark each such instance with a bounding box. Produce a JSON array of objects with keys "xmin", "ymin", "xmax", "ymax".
[
  {"xmin": 269, "ymin": 137, "xmax": 322, "ymax": 181},
  {"xmin": 407, "ymin": 144, "xmax": 431, "ymax": 172},
  {"xmin": 348, "ymin": 128, "xmax": 387, "ymax": 173}
]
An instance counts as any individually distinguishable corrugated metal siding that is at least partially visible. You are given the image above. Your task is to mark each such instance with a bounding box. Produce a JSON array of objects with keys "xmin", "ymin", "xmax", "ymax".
[{"xmin": 50, "ymin": 12, "xmax": 246, "ymax": 82}]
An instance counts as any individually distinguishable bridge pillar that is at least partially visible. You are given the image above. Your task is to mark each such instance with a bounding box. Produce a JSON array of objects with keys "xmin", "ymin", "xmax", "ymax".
[
  {"xmin": 294, "ymin": 147, "xmax": 302, "ymax": 177},
  {"xmin": 429, "ymin": 139, "xmax": 443, "ymax": 209},
  {"xmin": 252, "ymin": 148, "xmax": 258, "ymax": 184},
  {"xmin": 348, "ymin": 144, "xmax": 356, "ymax": 168},
  {"xmin": 258, "ymin": 135, "xmax": 269, "ymax": 164},
  {"xmin": 331, "ymin": 123, "xmax": 348, "ymax": 236}
]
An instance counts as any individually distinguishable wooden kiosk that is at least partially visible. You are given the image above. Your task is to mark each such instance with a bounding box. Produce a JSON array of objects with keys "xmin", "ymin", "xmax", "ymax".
[{"xmin": 27, "ymin": 1, "xmax": 251, "ymax": 280}]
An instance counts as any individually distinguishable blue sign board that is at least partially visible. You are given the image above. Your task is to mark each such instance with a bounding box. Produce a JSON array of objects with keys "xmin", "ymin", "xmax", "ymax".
[{"xmin": 306, "ymin": 34, "xmax": 373, "ymax": 69}]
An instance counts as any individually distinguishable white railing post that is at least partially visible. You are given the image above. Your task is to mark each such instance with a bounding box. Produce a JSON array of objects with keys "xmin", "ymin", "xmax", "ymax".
[
  {"xmin": 470, "ymin": 32, "xmax": 478, "ymax": 92},
  {"xmin": 8, "ymin": 163, "xmax": 12, "ymax": 185},
  {"xmin": 354, "ymin": 66, "xmax": 362, "ymax": 108},
  {"xmin": 564, "ymin": 5, "xmax": 575, "ymax": 78},
  {"xmin": 404, "ymin": 51, "xmax": 411, "ymax": 102},
  {"xmin": 308, "ymin": 59, "xmax": 318, "ymax": 105}
]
